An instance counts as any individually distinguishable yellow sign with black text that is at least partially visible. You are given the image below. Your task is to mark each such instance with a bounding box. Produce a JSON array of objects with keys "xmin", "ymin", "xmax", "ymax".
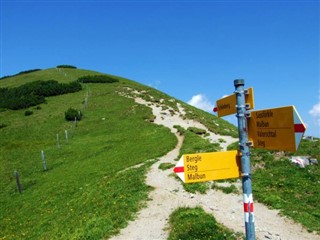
[
  {"xmin": 215, "ymin": 88, "xmax": 254, "ymax": 117},
  {"xmin": 174, "ymin": 150, "xmax": 241, "ymax": 183},
  {"xmin": 247, "ymin": 106, "xmax": 306, "ymax": 152}
]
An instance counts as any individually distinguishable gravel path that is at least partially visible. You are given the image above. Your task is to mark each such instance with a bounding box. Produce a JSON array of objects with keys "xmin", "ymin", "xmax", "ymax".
[{"xmin": 111, "ymin": 91, "xmax": 320, "ymax": 240}]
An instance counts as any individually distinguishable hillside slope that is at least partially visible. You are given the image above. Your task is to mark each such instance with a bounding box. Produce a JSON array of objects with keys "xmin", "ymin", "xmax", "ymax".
[
  {"xmin": 1, "ymin": 67, "xmax": 319, "ymax": 239},
  {"xmin": 0, "ymin": 67, "xmax": 238, "ymax": 239}
]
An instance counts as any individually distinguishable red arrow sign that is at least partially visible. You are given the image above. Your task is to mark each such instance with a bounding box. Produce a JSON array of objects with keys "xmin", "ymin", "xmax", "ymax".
[
  {"xmin": 294, "ymin": 124, "xmax": 306, "ymax": 133},
  {"xmin": 173, "ymin": 166, "xmax": 184, "ymax": 173}
]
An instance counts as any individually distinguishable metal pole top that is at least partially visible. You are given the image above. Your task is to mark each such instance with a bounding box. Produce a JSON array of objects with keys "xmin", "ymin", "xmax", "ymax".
[{"xmin": 234, "ymin": 79, "xmax": 244, "ymax": 87}]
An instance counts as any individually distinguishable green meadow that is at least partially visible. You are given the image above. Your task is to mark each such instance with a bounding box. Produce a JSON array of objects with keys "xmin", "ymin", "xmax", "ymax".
[{"xmin": 0, "ymin": 68, "xmax": 178, "ymax": 239}]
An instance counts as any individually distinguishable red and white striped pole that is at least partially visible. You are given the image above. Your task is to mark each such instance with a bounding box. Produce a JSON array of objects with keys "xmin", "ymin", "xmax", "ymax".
[{"xmin": 243, "ymin": 193, "xmax": 254, "ymax": 224}]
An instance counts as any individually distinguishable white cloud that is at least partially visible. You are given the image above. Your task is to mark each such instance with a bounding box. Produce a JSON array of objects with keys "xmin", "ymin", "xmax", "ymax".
[
  {"xmin": 309, "ymin": 102, "xmax": 320, "ymax": 126},
  {"xmin": 148, "ymin": 80, "xmax": 161, "ymax": 89},
  {"xmin": 187, "ymin": 94, "xmax": 213, "ymax": 112}
]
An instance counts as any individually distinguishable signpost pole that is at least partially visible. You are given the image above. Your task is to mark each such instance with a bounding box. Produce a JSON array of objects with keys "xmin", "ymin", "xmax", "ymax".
[{"xmin": 234, "ymin": 79, "xmax": 255, "ymax": 240}]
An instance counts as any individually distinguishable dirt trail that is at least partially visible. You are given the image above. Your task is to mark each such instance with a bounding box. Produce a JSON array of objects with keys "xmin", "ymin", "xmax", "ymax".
[{"xmin": 111, "ymin": 92, "xmax": 320, "ymax": 240}]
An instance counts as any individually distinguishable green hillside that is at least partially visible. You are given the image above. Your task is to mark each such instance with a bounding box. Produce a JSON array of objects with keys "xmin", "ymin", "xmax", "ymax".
[
  {"xmin": 1, "ymin": 67, "xmax": 319, "ymax": 239},
  {"xmin": 0, "ymin": 67, "xmax": 238, "ymax": 239},
  {"xmin": 0, "ymin": 67, "xmax": 101, "ymax": 87}
]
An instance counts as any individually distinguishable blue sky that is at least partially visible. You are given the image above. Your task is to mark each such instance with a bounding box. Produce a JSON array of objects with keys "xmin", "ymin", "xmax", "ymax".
[{"xmin": 1, "ymin": 0, "xmax": 319, "ymax": 137}]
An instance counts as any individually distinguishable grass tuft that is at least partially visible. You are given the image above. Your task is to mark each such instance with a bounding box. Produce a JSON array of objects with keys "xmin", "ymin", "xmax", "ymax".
[
  {"xmin": 168, "ymin": 207, "xmax": 243, "ymax": 240},
  {"xmin": 158, "ymin": 162, "xmax": 175, "ymax": 170}
]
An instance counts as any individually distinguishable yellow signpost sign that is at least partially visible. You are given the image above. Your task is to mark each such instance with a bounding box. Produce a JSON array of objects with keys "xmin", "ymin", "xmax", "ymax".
[
  {"xmin": 247, "ymin": 106, "xmax": 306, "ymax": 152},
  {"xmin": 174, "ymin": 150, "xmax": 241, "ymax": 183},
  {"xmin": 214, "ymin": 87, "xmax": 254, "ymax": 117}
]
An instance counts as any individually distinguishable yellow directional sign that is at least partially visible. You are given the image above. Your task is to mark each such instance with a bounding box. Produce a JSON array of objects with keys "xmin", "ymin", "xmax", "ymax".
[
  {"xmin": 174, "ymin": 150, "xmax": 241, "ymax": 183},
  {"xmin": 247, "ymin": 106, "xmax": 306, "ymax": 152},
  {"xmin": 214, "ymin": 88, "xmax": 254, "ymax": 117}
]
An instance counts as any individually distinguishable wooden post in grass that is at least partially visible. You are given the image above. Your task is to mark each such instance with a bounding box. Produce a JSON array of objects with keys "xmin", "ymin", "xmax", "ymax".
[
  {"xmin": 70, "ymin": 125, "xmax": 73, "ymax": 138},
  {"xmin": 74, "ymin": 116, "xmax": 77, "ymax": 127},
  {"xmin": 84, "ymin": 97, "xmax": 88, "ymax": 109},
  {"xmin": 14, "ymin": 170, "xmax": 22, "ymax": 193},
  {"xmin": 65, "ymin": 130, "xmax": 68, "ymax": 144},
  {"xmin": 41, "ymin": 150, "xmax": 47, "ymax": 171},
  {"xmin": 56, "ymin": 133, "xmax": 60, "ymax": 149}
]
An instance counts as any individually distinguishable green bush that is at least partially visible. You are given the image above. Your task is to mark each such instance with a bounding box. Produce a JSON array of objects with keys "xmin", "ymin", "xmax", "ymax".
[
  {"xmin": 18, "ymin": 69, "xmax": 41, "ymax": 75},
  {"xmin": 158, "ymin": 162, "xmax": 175, "ymax": 170},
  {"xmin": 0, "ymin": 89, "xmax": 45, "ymax": 110},
  {"xmin": 187, "ymin": 127, "xmax": 207, "ymax": 135},
  {"xmin": 77, "ymin": 75, "xmax": 119, "ymax": 83},
  {"xmin": 0, "ymin": 75, "xmax": 11, "ymax": 80},
  {"xmin": 0, "ymin": 69, "xmax": 41, "ymax": 80},
  {"xmin": 0, "ymin": 80, "xmax": 82, "ymax": 110},
  {"xmin": 24, "ymin": 110, "xmax": 33, "ymax": 116},
  {"xmin": 173, "ymin": 125, "xmax": 185, "ymax": 135},
  {"xmin": 65, "ymin": 108, "xmax": 83, "ymax": 121},
  {"xmin": 56, "ymin": 65, "xmax": 77, "ymax": 69}
]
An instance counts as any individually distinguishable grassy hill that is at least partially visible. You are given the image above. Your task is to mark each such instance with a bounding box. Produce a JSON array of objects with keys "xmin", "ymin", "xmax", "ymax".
[
  {"xmin": 1, "ymin": 67, "xmax": 319, "ymax": 239},
  {"xmin": 0, "ymin": 68, "xmax": 101, "ymax": 87},
  {"xmin": 0, "ymin": 67, "xmax": 238, "ymax": 239}
]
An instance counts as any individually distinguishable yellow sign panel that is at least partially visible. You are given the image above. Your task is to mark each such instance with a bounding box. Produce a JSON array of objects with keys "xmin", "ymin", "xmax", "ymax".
[
  {"xmin": 183, "ymin": 150, "xmax": 241, "ymax": 183},
  {"xmin": 248, "ymin": 106, "xmax": 306, "ymax": 152},
  {"xmin": 215, "ymin": 88, "xmax": 254, "ymax": 117}
]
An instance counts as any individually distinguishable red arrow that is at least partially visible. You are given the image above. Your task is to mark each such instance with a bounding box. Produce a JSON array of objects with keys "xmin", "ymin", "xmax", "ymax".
[
  {"xmin": 173, "ymin": 157, "xmax": 186, "ymax": 182},
  {"xmin": 173, "ymin": 166, "xmax": 184, "ymax": 173},
  {"xmin": 294, "ymin": 124, "xmax": 306, "ymax": 133}
]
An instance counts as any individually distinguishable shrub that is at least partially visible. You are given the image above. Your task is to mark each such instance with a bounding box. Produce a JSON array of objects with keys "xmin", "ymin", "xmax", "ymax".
[
  {"xmin": 65, "ymin": 108, "xmax": 82, "ymax": 121},
  {"xmin": 0, "ymin": 75, "xmax": 11, "ymax": 80},
  {"xmin": 24, "ymin": 110, "xmax": 33, "ymax": 116},
  {"xmin": 56, "ymin": 65, "xmax": 77, "ymax": 69},
  {"xmin": 173, "ymin": 125, "xmax": 185, "ymax": 135},
  {"xmin": 2, "ymin": 94, "xmax": 45, "ymax": 110},
  {"xmin": 77, "ymin": 75, "xmax": 119, "ymax": 83},
  {"xmin": 17, "ymin": 69, "xmax": 41, "ymax": 75},
  {"xmin": 187, "ymin": 127, "xmax": 207, "ymax": 135},
  {"xmin": 158, "ymin": 162, "xmax": 175, "ymax": 170},
  {"xmin": 0, "ymin": 123, "xmax": 7, "ymax": 129},
  {"xmin": 31, "ymin": 80, "xmax": 82, "ymax": 97},
  {"xmin": 0, "ymin": 80, "xmax": 82, "ymax": 110},
  {"xmin": 0, "ymin": 69, "xmax": 41, "ymax": 80}
]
